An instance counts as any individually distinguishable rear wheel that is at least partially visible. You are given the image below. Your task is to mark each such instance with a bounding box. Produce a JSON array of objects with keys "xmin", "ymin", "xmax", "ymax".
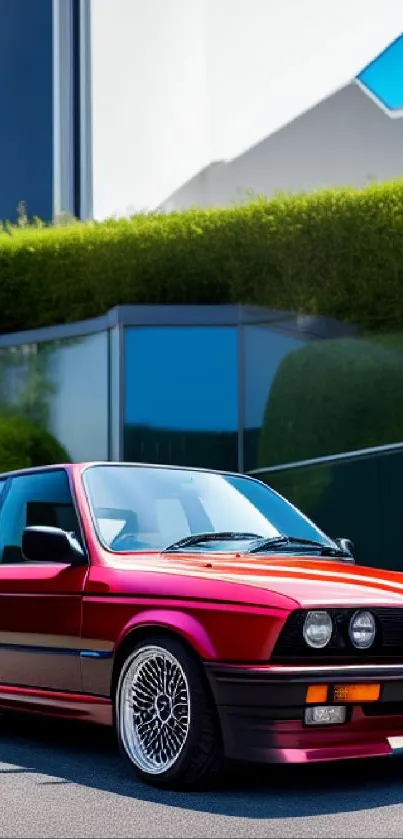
[{"xmin": 115, "ymin": 636, "xmax": 223, "ymax": 789}]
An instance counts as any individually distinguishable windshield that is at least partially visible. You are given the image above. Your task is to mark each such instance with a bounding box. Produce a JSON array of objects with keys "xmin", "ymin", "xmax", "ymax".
[{"xmin": 83, "ymin": 464, "xmax": 335, "ymax": 554}]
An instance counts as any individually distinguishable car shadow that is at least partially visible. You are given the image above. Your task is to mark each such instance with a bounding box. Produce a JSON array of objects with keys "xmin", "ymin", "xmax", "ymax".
[{"xmin": 1, "ymin": 714, "xmax": 403, "ymax": 820}]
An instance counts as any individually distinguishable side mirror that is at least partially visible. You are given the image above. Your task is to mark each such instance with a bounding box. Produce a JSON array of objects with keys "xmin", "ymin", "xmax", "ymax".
[
  {"xmin": 335, "ymin": 537, "xmax": 355, "ymax": 559},
  {"xmin": 22, "ymin": 526, "xmax": 85, "ymax": 565}
]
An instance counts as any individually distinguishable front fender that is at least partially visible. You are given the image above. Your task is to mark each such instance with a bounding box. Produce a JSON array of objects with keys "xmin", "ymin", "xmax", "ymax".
[{"xmin": 115, "ymin": 608, "xmax": 217, "ymax": 659}]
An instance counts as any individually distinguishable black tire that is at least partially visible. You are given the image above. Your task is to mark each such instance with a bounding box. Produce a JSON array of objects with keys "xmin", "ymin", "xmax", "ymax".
[{"xmin": 115, "ymin": 635, "xmax": 224, "ymax": 790}]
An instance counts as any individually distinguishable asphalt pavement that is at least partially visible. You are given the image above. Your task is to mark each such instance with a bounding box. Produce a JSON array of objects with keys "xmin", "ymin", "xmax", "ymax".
[{"xmin": 1, "ymin": 714, "xmax": 403, "ymax": 838}]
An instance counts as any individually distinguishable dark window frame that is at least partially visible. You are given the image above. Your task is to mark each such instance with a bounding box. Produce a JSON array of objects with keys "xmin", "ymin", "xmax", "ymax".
[{"xmin": 0, "ymin": 468, "xmax": 88, "ymax": 566}]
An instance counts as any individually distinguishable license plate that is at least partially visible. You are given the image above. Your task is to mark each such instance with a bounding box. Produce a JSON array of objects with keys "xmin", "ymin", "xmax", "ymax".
[{"xmin": 388, "ymin": 736, "xmax": 403, "ymax": 751}]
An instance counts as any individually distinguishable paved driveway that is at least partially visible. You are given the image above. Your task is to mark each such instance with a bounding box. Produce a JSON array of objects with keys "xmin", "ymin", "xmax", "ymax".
[{"xmin": 1, "ymin": 714, "xmax": 403, "ymax": 838}]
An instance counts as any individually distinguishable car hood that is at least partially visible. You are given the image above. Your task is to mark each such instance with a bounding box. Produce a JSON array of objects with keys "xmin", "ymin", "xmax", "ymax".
[
  {"xmin": 107, "ymin": 551, "xmax": 403, "ymax": 609},
  {"xmin": 166, "ymin": 553, "xmax": 403, "ymax": 607}
]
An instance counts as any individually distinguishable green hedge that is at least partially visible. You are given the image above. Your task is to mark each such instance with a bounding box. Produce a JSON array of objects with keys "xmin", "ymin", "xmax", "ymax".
[
  {"xmin": 1, "ymin": 179, "xmax": 403, "ymax": 334},
  {"xmin": 0, "ymin": 415, "xmax": 70, "ymax": 473}
]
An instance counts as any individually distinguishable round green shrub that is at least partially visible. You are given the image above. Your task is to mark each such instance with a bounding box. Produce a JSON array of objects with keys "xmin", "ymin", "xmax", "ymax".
[{"xmin": 0, "ymin": 414, "xmax": 70, "ymax": 473}]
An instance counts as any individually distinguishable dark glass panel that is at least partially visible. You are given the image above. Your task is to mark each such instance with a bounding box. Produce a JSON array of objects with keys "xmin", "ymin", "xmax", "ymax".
[
  {"xmin": 0, "ymin": 0, "xmax": 53, "ymax": 221},
  {"xmin": 258, "ymin": 452, "xmax": 389, "ymax": 569},
  {"xmin": 124, "ymin": 327, "xmax": 238, "ymax": 471},
  {"xmin": 252, "ymin": 329, "xmax": 403, "ymax": 471}
]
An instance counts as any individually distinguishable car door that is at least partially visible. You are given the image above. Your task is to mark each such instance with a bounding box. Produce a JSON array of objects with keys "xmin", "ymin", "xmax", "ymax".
[{"xmin": 0, "ymin": 468, "xmax": 88, "ymax": 691}]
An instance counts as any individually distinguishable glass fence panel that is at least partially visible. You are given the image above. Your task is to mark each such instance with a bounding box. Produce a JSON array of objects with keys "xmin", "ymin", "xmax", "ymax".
[
  {"xmin": 124, "ymin": 326, "xmax": 238, "ymax": 471},
  {"xmin": 257, "ymin": 453, "xmax": 386, "ymax": 569},
  {"xmin": 0, "ymin": 332, "xmax": 109, "ymax": 461},
  {"xmin": 245, "ymin": 325, "xmax": 403, "ymax": 473}
]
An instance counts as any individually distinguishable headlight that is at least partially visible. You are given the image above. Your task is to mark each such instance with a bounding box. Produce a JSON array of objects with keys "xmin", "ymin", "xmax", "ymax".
[
  {"xmin": 303, "ymin": 610, "xmax": 333, "ymax": 648},
  {"xmin": 349, "ymin": 610, "xmax": 376, "ymax": 649}
]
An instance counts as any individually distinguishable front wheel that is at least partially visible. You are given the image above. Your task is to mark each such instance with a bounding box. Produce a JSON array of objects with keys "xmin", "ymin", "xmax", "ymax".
[{"xmin": 115, "ymin": 636, "xmax": 223, "ymax": 789}]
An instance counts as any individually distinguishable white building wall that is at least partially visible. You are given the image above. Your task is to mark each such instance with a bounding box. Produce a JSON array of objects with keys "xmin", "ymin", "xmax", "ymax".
[
  {"xmin": 90, "ymin": 0, "xmax": 209, "ymax": 218},
  {"xmin": 204, "ymin": 0, "xmax": 403, "ymax": 162},
  {"xmin": 162, "ymin": 84, "xmax": 403, "ymax": 210},
  {"xmin": 90, "ymin": 0, "xmax": 403, "ymax": 219}
]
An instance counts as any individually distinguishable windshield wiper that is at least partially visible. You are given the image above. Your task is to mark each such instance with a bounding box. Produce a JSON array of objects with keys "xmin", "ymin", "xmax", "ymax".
[
  {"xmin": 162, "ymin": 532, "xmax": 353, "ymax": 560},
  {"xmin": 246, "ymin": 535, "xmax": 353, "ymax": 558},
  {"xmin": 162, "ymin": 531, "xmax": 264, "ymax": 553}
]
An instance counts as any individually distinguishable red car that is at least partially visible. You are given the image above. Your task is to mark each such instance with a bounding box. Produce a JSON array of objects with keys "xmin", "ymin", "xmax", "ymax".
[{"xmin": 2, "ymin": 462, "xmax": 403, "ymax": 789}]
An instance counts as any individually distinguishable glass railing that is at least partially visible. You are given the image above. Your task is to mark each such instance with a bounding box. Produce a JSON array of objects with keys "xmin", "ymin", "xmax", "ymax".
[{"xmin": 250, "ymin": 443, "xmax": 403, "ymax": 572}]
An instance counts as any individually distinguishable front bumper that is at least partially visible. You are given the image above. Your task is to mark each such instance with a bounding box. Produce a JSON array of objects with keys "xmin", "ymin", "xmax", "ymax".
[{"xmin": 205, "ymin": 662, "xmax": 403, "ymax": 764}]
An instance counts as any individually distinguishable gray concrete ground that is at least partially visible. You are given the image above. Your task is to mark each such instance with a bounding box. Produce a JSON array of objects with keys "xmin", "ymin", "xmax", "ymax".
[{"xmin": 1, "ymin": 714, "xmax": 403, "ymax": 838}]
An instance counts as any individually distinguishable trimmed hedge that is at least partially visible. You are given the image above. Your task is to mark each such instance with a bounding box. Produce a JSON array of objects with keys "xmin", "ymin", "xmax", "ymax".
[
  {"xmin": 0, "ymin": 414, "xmax": 70, "ymax": 473},
  {"xmin": 1, "ymin": 179, "xmax": 403, "ymax": 334}
]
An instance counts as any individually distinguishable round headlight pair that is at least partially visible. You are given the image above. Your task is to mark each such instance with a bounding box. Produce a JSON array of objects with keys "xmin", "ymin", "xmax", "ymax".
[{"xmin": 303, "ymin": 609, "xmax": 376, "ymax": 649}]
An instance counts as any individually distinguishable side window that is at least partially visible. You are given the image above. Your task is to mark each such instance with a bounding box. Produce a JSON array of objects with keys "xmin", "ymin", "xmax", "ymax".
[{"xmin": 0, "ymin": 470, "xmax": 80, "ymax": 564}]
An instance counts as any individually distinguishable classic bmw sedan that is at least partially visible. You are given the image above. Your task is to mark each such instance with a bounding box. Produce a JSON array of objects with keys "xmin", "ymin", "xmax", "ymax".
[{"xmin": 2, "ymin": 462, "xmax": 403, "ymax": 789}]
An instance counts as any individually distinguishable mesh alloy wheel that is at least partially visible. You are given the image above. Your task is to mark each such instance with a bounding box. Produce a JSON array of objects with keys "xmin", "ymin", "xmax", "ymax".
[
  {"xmin": 115, "ymin": 636, "xmax": 223, "ymax": 789},
  {"xmin": 118, "ymin": 645, "xmax": 190, "ymax": 774}
]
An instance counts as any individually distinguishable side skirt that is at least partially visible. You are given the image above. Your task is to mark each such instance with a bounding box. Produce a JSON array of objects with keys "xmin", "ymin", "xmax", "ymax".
[{"xmin": 0, "ymin": 683, "xmax": 113, "ymax": 726}]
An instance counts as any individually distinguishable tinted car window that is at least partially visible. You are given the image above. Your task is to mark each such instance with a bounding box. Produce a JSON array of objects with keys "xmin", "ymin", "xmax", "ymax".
[{"xmin": 0, "ymin": 470, "xmax": 80, "ymax": 564}]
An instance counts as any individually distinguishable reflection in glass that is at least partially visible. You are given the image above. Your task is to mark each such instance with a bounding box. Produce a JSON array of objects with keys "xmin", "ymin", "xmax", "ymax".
[
  {"xmin": 248, "ymin": 320, "xmax": 403, "ymax": 573},
  {"xmin": 243, "ymin": 325, "xmax": 307, "ymax": 471},
  {"xmin": 0, "ymin": 332, "xmax": 109, "ymax": 461},
  {"xmin": 256, "ymin": 332, "xmax": 403, "ymax": 469},
  {"xmin": 261, "ymin": 453, "xmax": 386, "ymax": 569},
  {"xmin": 124, "ymin": 327, "xmax": 238, "ymax": 471}
]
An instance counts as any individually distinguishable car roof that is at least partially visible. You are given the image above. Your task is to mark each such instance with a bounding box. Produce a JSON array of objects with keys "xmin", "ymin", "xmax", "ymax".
[
  {"xmin": 0, "ymin": 461, "xmax": 251, "ymax": 481},
  {"xmin": 0, "ymin": 463, "xmax": 72, "ymax": 480}
]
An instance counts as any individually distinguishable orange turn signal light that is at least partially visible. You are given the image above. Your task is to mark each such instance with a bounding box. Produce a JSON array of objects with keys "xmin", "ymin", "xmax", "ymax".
[
  {"xmin": 306, "ymin": 685, "xmax": 328, "ymax": 704},
  {"xmin": 306, "ymin": 683, "xmax": 380, "ymax": 704},
  {"xmin": 332, "ymin": 683, "xmax": 380, "ymax": 703}
]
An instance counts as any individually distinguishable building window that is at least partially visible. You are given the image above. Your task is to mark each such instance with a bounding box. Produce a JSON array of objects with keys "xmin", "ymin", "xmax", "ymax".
[{"xmin": 357, "ymin": 35, "xmax": 403, "ymax": 112}]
